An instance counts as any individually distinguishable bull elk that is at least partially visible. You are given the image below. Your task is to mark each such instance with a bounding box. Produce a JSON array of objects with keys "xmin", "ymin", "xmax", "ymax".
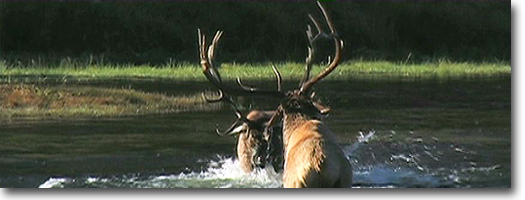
[
  {"xmin": 198, "ymin": 30, "xmax": 284, "ymax": 173},
  {"xmin": 233, "ymin": 2, "xmax": 352, "ymax": 187},
  {"xmin": 197, "ymin": 1, "xmax": 351, "ymax": 187}
]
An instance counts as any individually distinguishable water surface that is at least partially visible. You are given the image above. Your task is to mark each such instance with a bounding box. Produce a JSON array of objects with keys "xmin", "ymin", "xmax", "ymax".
[{"xmin": 0, "ymin": 75, "xmax": 511, "ymax": 188}]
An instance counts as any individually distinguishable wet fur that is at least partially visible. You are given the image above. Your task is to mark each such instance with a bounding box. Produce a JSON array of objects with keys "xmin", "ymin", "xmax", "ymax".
[
  {"xmin": 281, "ymin": 99, "xmax": 352, "ymax": 188},
  {"xmin": 236, "ymin": 110, "xmax": 283, "ymax": 173},
  {"xmin": 236, "ymin": 128, "xmax": 262, "ymax": 172}
]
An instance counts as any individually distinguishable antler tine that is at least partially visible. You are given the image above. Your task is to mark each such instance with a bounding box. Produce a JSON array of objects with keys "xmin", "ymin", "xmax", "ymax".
[
  {"xmin": 299, "ymin": 2, "xmax": 343, "ymax": 95},
  {"xmin": 299, "ymin": 13, "xmax": 325, "ymax": 88},
  {"xmin": 300, "ymin": 45, "xmax": 313, "ymax": 86},
  {"xmin": 271, "ymin": 65, "xmax": 282, "ymax": 92},
  {"xmin": 199, "ymin": 29, "xmax": 217, "ymax": 86},
  {"xmin": 198, "ymin": 28, "xmax": 204, "ymax": 54},
  {"xmin": 201, "ymin": 85, "xmax": 249, "ymax": 136},
  {"xmin": 198, "ymin": 29, "xmax": 251, "ymax": 136},
  {"xmin": 207, "ymin": 31, "xmax": 224, "ymax": 79},
  {"xmin": 200, "ymin": 29, "xmax": 228, "ymax": 99},
  {"xmin": 235, "ymin": 65, "xmax": 285, "ymax": 96},
  {"xmin": 215, "ymin": 93, "xmax": 249, "ymax": 136},
  {"xmin": 307, "ymin": 14, "xmax": 325, "ymax": 42},
  {"xmin": 317, "ymin": 1, "xmax": 336, "ymax": 35},
  {"xmin": 198, "ymin": 29, "xmax": 207, "ymax": 69},
  {"xmin": 215, "ymin": 121, "xmax": 242, "ymax": 136},
  {"xmin": 208, "ymin": 31, "xmax": 224, "ymax": 61},
  {"xmin": 236, "ymin": 77, "xmax": 257, "ymax": 92},
  {"xmin": 201, "ymin": 90, "xmax": 224, "ymax": 103},
  {"xmin": 263, "ymin": 105, "xmax": 283, "ymax": 139},
  {"xmin": 207, "ymin": 31, "xmax": 224, "ymax": 84}
]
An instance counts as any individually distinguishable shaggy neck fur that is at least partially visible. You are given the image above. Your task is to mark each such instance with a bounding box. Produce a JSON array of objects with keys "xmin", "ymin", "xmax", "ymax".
[
  {"xmin": 281, "ymin": 112, "xmax": 326, "ymax": 187},
  {"xmin": 283, "ymin": 113, "xmax": 310, "ymax": 146}
]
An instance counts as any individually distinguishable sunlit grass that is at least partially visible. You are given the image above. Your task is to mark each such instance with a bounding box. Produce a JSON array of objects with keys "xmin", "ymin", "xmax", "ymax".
[
  {"xmin": 0, "ymin": 84, "xmax": 221, "ymax": 118},
  {"xmin": 0, "ymin": 60, "xmax": 511, "ymax": 81},
  {"xmin": 0, "ymin": 60, "xmax": 510, "ymax": 118}
]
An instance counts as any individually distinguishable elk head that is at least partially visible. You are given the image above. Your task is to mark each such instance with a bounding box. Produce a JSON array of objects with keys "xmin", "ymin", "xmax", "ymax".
[
  {"xmin": 262, "ymin": 2, "xmax": 351, "ymax": 187},
  {"xmin": 197, "ymin": 1, "xmax": 349, "ymax": 187},
  {"xmin": 197, "ymin": 29, "xmax": 284, "ymax": 172},
  {"xmin": 233, "ymin": 1, "xmax": 343, "ymax": 134}
]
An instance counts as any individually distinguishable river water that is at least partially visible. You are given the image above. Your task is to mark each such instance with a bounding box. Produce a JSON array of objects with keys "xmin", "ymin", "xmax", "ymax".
[{"xmin": 0, "ymin": 75, "xmax": 511, "ymax": 188}]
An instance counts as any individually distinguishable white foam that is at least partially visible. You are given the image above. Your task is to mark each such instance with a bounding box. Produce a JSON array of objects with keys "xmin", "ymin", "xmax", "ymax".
[
  {"xmin": 38, "ymin": 155, "xmax": 445, "ymax": 188},
  {"xmin": 344, "ymin": 130, "xmax": 376, "ymax": 157},
  {"xmin": 38, "ymin": 177, "xmax": 69, "ymax": 188},
  {"xmin": 37, "ymin": 131, "xmax": 479, "ymax": 188},
  {"xmin": 36, "ymin": 156, "xmax": 283, "ymax": 188},
  {"xmin": 149, "ymin": 157, "xmax": 282, "ymax": 188}
]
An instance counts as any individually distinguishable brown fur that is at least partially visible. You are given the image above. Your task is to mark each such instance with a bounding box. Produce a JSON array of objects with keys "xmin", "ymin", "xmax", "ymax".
[
  {"xmin": 236, "ymin": 128, "xmax": 260, "ymax": 173},
  {"xmin": 197, "ymin": 1, "xmax": 348, "ymax": 187},
  {"xmin": 234, "ymin": 110, "xmax": 283, "ymax": 173},
  {"xmin": 281, "ymin": 110, "xmax": 352, "ymax": 188}
]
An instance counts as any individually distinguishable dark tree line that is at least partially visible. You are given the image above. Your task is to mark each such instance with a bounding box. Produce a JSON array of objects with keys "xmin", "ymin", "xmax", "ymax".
[{"xmin": 0, "ymin": 1, "xmax": 510, "ymax": 65}]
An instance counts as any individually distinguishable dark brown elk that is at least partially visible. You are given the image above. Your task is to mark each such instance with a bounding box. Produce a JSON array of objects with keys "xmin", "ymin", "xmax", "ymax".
[
  {"xmin": 234, "ymin": 2, "xmax": 352, "ymax": 187},
  {"xmin": 197, "ymin": 30, "xmax": 283, "ymax": 173}
]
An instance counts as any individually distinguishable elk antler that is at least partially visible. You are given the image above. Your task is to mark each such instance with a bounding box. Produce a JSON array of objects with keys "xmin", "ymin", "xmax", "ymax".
[
  {"xmin": 199, "ymin": 29, "xmax": 285, "ymax": 136},
  {"xmin": 299, "ymin": 13, "xmax": 324, "ymax": 88},
  {"xmin": 198, "ymin": 29, "xmax": 249, "ymax": 136},
  {"xmin": 299, "ymin": 1, "xmax": 344, "ymax": 95},
  {"xmin": 236, "ymin": 65, "xmax": 282, "ymax": 93}
]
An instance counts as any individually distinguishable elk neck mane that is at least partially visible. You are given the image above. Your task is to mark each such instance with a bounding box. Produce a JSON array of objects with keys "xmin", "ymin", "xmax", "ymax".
[{"xmin": 281, "ymin": 113, "xmax": 326, "ymax": 186}]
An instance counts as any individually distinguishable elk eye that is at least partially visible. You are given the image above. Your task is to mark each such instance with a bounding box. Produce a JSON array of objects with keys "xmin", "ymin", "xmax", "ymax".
[{"xmin": 288, "ymin": 100, "xmax": 301, "ymax": 110}]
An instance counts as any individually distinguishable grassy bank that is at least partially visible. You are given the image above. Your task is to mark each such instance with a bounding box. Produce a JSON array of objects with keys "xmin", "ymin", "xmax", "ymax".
[
  {"xmin": 0, "ymin": 61, "xmax": 510, "ymax": 118},
  {"xmin": 0, "ymin": 61, "xmax": 511, "ymax": 82},
  {"xmin": 0, "ymin": 84, "xmax": 220, "ymax": 118}
]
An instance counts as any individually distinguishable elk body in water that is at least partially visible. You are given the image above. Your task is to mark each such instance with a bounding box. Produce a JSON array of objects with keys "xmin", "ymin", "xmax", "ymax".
[
  {"xmin": 232, "ymin": 110, "xmax": 283, "ymax": 173},
  {"xmin": 197, "ymin": 30, "xmax": 284, "ymax": 173},
  {"xmin": 276, "ymin": 93, "xmax": 352, "ymax": 188},
  {"xmin": 235, "ymin": 2, "xmax": 353, "ymax": 187},
  {"xmin": 197, "ymin": 1, "xmax": 351, "ymax": 187}
]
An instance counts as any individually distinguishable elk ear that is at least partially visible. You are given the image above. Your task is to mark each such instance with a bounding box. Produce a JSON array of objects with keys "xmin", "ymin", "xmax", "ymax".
[
  {"xmin": 228, "ymin": 124, "xmax": 248, "ymax": 135},
  {"xmin": 319, "ymin": 107, "xmax": 330, "ymax": 115},
  {"xmin": 313, "ymin": 102, "xmax": 330, "ymax": 114},
  {"xmin": 309, "ymin": 92, "xmax": 330, "ymax": 114}
]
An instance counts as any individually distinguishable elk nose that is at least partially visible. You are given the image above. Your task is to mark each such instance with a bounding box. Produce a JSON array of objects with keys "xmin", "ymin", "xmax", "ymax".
[{"xmin": 255, "ymin": 156, "xmax": 266, "ymax": 168}]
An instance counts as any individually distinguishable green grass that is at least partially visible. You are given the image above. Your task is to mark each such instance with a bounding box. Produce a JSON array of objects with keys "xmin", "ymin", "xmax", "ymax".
[
  {"xmin": 0, "ymin": 60, "xmax": 510, "ymax": 118},
  {"xmin": 0, "ymin": 84, "xmax": 221, "ymax": 118},
  {"xmin": 0, "ymin": 61, "xmax": 511, "ymax": 81}
]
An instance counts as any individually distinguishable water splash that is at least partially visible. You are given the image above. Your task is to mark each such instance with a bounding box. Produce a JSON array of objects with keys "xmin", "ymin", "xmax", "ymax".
[
  {"xmin": 39, "ymin": 157, "xmax": 282, "ymax": 188},
  {"xmin": 38, "ymin": 129, "xmax": 507, "ymax": 188},
  {"xmin": 353, "ymin": 165, "xmax": 440, "ymax": 188},
  {"xmin": 344, "ymin": 130, "xmax": 376, "ymax": 157}
]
